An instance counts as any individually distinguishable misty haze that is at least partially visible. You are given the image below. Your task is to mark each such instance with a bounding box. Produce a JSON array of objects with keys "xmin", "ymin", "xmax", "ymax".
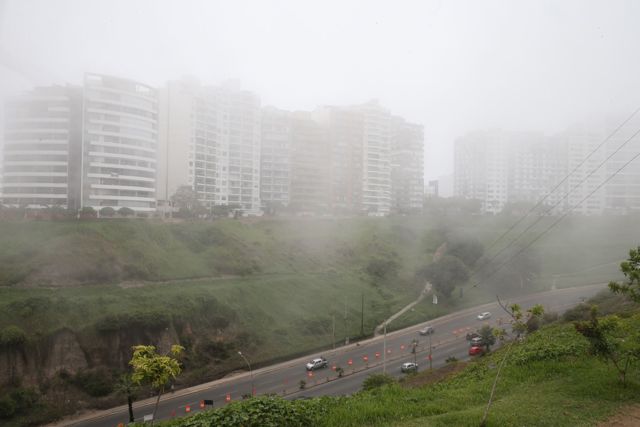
[{"xmin": 1, "ymin": 1, "xmax": 640, "ymax": 426}]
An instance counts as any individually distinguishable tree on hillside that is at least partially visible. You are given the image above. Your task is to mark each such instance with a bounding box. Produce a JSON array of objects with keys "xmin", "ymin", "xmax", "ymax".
[
  {"xmin": 574, "ymin": 306, "xmax": 640, "ymax": 384},
  {"xmin": 475, "ymin": 246, "xmax": 541, "ymax": 294},
  {"xmin": 171, "ymin": 186, "xmax": 204, "ymax": 218},
  {"xmin": 118, "ymin": 207, "xmax": 135, "ymax": 217},
  {"xmin": 478, "ymin": 325, "xmax": 496, "ymax": 351},
  {"xmin": 114, "ymin": 374, "xmax": 138, "ymax": 423},
  {"xmin": 447, "ymin": 237, "xmax": 484, "ymax": 268},
  {"xmin": 417, "ymin": 255, "xmax": 469, "ymax": 298},
  {"xmin": 130, "ymin": 344, "xmax": 184, "ymax": 426},
  {"xmin": 609, "ymin": 246, "xmax": 640, "ymax": 302},
  {"xmin": 99, "ymin": 207, "xmax": 116, "ymax": 218}
]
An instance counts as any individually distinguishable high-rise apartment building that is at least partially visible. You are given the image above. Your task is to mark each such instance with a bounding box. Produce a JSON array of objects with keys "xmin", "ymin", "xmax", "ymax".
[
  {"xmin": 314, "ymin": 106, "xmax": 364, "ymax": 214},
  {"xmin": 288, "ymin": 111, "xmax": 331, "ymax": 212},
  {"xmin": 158, "ymin": 79, "xmax": 261, "ymax": 215},
  {"xmin": 260, "ymin": 107, "xmax": 291, "ymax": 208},
  {"xmin": 82, "ymin": 74, "xmax": 159, "ymax": 213},
  {"xmin": 390, "ymin": 116, "xmax": 424, "ymax": 213},
  {"xmin": 2, "ymin": 74, "xmax": 159, "ymax": 214},
  {"xmin": 454, "ymin": 131, "xmax": 510, "ymax": 214},
  {"xmin": 360, "ymin": 101, "xmax": 392, "ymax": 215},
  {"xmin": 1, "ymin": 85, "xmax": 82, "ymax": 209}
]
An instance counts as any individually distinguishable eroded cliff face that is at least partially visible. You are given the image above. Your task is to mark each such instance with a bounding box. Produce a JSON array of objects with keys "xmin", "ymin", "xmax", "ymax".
[{"xmin": 0, "ymin": 325, "xmax": 180, "ymax": 389}]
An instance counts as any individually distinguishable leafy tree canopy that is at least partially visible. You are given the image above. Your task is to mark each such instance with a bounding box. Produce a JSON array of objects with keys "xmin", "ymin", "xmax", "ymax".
[{"xmin": 609, "ymin": 246, "xmax": 640, "ymax": 302}]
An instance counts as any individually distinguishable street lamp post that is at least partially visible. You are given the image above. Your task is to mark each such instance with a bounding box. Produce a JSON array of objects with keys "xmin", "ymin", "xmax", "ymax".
[
  {"xmin": 383, "ymin": 322, "xmax": 387, "ymax": 374},
  {"xmin": 429, "ymin": 332, "xmax": 433, "ymax": 370},
  {"xmin": 237, "ymin": 351, "xmax": 254, "ymax": 396}
]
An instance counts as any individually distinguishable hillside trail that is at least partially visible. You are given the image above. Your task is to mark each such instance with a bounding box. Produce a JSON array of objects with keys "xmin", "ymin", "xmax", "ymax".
[{"xmin": 374, "ymin": 242, "xmax": 446, "ymax": 336}]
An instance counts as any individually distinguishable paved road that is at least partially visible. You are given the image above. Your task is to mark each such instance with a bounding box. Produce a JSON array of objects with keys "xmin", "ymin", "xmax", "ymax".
[{"xmin": 60, "ymin": 283, "xmax": 605, "ymax": 427}]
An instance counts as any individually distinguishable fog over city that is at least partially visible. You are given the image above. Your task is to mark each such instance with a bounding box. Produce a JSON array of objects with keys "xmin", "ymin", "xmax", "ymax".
[
  {"xmin": 2, "ymin": 0, "xmax": 640, "ymax": 180},
  {"xmin": 3, "ymin": 2, "xmax": 640, "ymax": 426}
]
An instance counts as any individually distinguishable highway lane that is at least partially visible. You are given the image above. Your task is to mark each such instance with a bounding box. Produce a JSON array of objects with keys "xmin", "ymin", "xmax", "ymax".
[{"xmin": 61, "ymin": 283, "xmax": 604, "ymax": 427}]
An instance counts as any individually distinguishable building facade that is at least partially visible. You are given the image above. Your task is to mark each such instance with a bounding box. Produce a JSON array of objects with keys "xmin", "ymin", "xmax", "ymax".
[
  {"xmin": 260, "ymin": 106, "xmax": 291, "ymax": 209},
  {"xmin": 1, "ymin": 85, "xmax": 82, "ymax": 209},
  {"xmin": 82, "ymin": 74, "xmax": 159, "ymax": 213},
  {"xmin": 158, "ymin": 79, "xmax": 261, "ymax": 216},
  {"xmin": 390, "ymin": 116, "xmax": 424, "ymax": 213}
]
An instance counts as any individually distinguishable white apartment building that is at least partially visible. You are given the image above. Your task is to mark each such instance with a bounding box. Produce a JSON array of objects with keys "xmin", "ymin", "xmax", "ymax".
[
  {"xmin": 360, "ymin": 101, "xmax": 392, "ymax": 215},
  {"xmin": 260, "ymin": 107, "xmax": 291, "ymax": 208},
  {"xmin": 82, "ymin": 73, "xmax": 159, "ymax": 213},
  {"xmin": 158, "ymin": 79, "xmax": 261, "ymax": 215},
  {"xmin": 390, "ymin": 116, "xmax": 424, "ymax": 213},
  {"xmin": 1, "ymin": 85, "xmax": 82, "ymax": 209},
  {"xmin": 454, "ymin": 131, "xmax": 509, "ymax": 214}
]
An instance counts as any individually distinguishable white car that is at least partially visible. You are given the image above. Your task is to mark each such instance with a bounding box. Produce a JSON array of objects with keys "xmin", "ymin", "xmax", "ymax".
[
  {"xmin": 477, "ymin": 312, "xmax": 492, "ymax": 320},
  {"xmin": 401, "ymin": 362, "xmax": 418, "ymax": 373},
  {"xmin": 419, "ymin": 325, "xmax": 434, "ymax": 335},
  {"xmin": 305, "ymin": 357, "xmax": 328, "ymax": 371}
]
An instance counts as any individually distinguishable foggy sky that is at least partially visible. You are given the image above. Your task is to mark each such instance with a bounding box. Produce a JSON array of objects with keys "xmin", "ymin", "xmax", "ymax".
[{"xmin": 1, "ymin": 0, "xmax": 639, "ymax": 180}]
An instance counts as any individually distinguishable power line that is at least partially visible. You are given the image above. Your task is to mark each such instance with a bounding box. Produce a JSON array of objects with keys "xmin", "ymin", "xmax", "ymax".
[
  {"xmin": 470, "ymin": 120, "xmax": 640, "ymax": 280},
  {"xmin": 471, "ymin": 135, "xmax": 640, "ymax": 289}
]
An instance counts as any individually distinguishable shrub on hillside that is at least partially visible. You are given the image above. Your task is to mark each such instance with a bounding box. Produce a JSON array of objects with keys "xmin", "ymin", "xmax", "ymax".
[
  {"xmin": 99, "ymin": 207, "xmax": 116, "ymax": 217},
  {"xmin": 118, "ymin": 207, "xmax": 135, "ymax": 217},
  {"xmin": 0, "ymin": 325, "xmax": 28, "ymax": 348},
  {"xmin": 0, "ymin": 395, "xmax": 16, "ymax": 418},
  {"xmin": 362, "ymin": 373, "xmax": 395, "ymax": 391},
  {"xmin": 73, "ymin": 369, "xmax": 114, "ymax": 397},
  {"xmin": 562, "ymin": 303, "xmax": 591, "ymax": 322},
  {"xmin": 156, "ymin": 395, "xmax": 334, "ymax": 427}
]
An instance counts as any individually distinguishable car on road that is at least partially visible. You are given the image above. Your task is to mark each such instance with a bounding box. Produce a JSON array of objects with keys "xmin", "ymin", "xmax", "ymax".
[
  {"xmin": 401, "ymin": 362, "xmax": 418, "ymax": 373},
  {"xmin": 469, "ymin": 345, "xmax": 484, "ymax": 356},
  {"xmin": 466, "ymin": 331, "xmax": 480, "ymax": 341},
  {"xmin": 306, "ymin": 357, "xmax": 328, "ymax": 371},
  {"xmin": 419, "ymin": 325, "xmax": 434, "ymax": 335},
  {"xmin": 470, "ymin": 336, "xmax": 484, "ymax": 346},
  {"xmin": 477, "ymin": 312, "xmax": 492, "ymax": 320}
]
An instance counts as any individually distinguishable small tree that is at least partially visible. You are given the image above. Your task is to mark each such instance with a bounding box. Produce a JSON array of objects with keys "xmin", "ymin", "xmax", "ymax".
[
  {"xmin": 171, "ymin": 186, "xmax": 204, "ymax": 218},
  {"xmin": 129, "ymin": 345, "xmax": 184, "ymax": 426},
  {"xmin": 99, "ymin": 207, "xmax": 116, "ymax": 218},
  {"xmin": 609, "ymin": 246, "xmax": 640, "ymax": 302},
  {"xmin": 114, "ymin": 374, "xmax": 138, "ymax": 423},
  {"xmin": 478, "ymin": 325, "xmax": 496, "ymax": 351},
  {"xmin": 574, "ymin": 306, "xmax": 640, "ymax": 385},
  {"xmin": 362, "ymin": 373, "xmax": 395, "ymax": 391},
  {"xmin": 417, "ymin": 255, "xmax": 469, "ymax": 298}
]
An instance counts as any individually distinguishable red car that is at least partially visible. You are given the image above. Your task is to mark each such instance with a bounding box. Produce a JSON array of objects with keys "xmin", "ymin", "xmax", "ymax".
[{"xmin": 469, "ymin": 345, "xmax": 484, "ymax": 356}]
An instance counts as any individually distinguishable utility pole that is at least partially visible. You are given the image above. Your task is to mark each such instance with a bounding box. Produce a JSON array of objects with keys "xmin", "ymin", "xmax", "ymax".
[
  {"xmin": 332, "ymin": 314, "xmax": 335, "ymax": 351},
  {"xmin": 360, "ymin": 293, "xmax": 364, "ymax": 337},
  {"xmin": 344, "ymin": 297, "xmax": 348, "ymax": 345},
  {"xmin": 429, "ymin": 332, "xmax": 433, "ymax": 370}
]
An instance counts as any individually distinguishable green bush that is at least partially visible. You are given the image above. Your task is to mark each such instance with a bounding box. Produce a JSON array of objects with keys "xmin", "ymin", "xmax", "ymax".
[
  {"xmin": 0, "ymin": 395, "xmax": 16, "ymax": 418},
  {"xmin": 157, "ymin": 395, "xmax": 334, "ymax": 427},
  {"xmin": 0, "ymin": 325, "xmax": 28, "ymax": 347},
  {"xmin": 73, "ymin": 369, "xmax": 114, "ymax": 397},
  {"xmin": 562, "ymin": 303, "xmax": 591, "ymax": 322},
  {"xmin": 362, "ymin": 373, "xmax": 395, "ymax": 391}
]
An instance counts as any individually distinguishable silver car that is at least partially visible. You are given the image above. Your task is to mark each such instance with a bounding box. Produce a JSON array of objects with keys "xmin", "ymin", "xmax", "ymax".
[
  {"xmin": 419, "ymin": 325, "xmax": 434, "ymax": 335},
  {"xmin": 477, "ymin": 312, "xmax": 492, "ymax": 320},
  {"xmin": 401, "ymin": 362, "xmax": 418, "ymax": 373},
  {"xmin": 305, "ymin": 357, "xmax": 328, "ymax": 371}
]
